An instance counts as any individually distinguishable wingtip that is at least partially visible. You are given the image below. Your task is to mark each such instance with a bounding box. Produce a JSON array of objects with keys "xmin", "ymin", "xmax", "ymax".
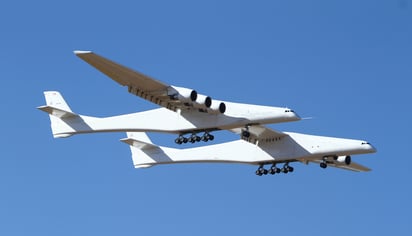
[{"xmin": 73, "ymin": 50, "xmax": 92, "ymax": 55}]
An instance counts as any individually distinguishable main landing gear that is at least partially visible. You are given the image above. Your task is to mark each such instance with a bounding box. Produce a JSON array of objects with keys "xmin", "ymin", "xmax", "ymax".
[
  {"xmin": 175, "ymin": 132, "xmax": 214, "ymax": 145},
  {"xmin": 320, "ymin": 161, "xmax": 327, "ymax": 169},
  {"xmin": 320, "ymin": 156, "xmax": 329, "ymax": 169},
  {"xmin": 255, "ymin": 163, "xmax": 294, "ymax": 176}
]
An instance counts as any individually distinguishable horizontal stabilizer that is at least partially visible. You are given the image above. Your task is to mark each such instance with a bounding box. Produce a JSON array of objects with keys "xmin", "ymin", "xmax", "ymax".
[
  {"xmin": 120, "ymin": 138, "xmax": 158, "ymax": 150},
  {"xmin": 37, "ymin": 105, "xmax": 77, "ymax": 118},
  {"xmin": 120, "ymin": 132, "xmax": 159, "ymax": 150}
]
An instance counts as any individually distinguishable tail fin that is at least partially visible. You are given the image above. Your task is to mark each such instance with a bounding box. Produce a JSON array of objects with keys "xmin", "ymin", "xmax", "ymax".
[
  {"xmin": 120, "ymin": 132, "xmax": 164, "ymax": 168},
  {"xmin": 37, "ymin": 91, "xmax": 79, "ymax": 138}
]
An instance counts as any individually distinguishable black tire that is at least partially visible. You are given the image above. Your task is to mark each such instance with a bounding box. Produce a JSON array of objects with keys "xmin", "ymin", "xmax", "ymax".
[{"xmin": 242, "ymin": 130, "xmax": 250, "ymax": 138}]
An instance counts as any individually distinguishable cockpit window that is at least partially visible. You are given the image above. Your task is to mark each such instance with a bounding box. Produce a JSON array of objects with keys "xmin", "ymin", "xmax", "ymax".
[
  {"xmin": 285, "ymin": 109, "xmax": 294, "ymax": 113},
  {"xmin": 361, "ymin": 142, "xmax": 370, "ymax": 145}
]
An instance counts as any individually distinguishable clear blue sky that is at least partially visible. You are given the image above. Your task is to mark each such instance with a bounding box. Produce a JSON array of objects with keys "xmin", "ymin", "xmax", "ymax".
[{"xmin": 1, "ymin": 0, "xmax": 411, "ymax": 235}]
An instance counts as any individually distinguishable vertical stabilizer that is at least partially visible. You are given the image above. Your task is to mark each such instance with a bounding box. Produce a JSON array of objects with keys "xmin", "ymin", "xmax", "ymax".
[
  {"xmin": 121, "ymin": 132, "xmax": 162, "ymax": 168},
  {"xmin": 37, "ymin": 91, "xmax": 79, "ymax": 138},
  {"xmin": 44, "ymin": 91, "xmax": 73, "ymax": 113}
]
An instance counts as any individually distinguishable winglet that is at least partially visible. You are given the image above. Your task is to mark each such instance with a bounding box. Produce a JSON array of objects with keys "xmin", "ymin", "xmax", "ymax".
[{"xmin": 73, "ymin": 50, "xmax": 92, "ymax": 55}]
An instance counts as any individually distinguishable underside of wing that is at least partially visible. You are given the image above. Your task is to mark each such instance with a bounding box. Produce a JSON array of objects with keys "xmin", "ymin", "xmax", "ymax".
[
  {"xmin": 74, "ymin": 51, "xmax": 167, "ymax": 90},
  {"xmin": 307, "ymin": 159, "xmax": 371, "ymax": 172},
  {"xmin": 231, "ymin": 125, "xmax": 288, "ymax": 144},
  {"xmin": 74, "ymin": 51, "xmax": 205, "ymax": 112}
]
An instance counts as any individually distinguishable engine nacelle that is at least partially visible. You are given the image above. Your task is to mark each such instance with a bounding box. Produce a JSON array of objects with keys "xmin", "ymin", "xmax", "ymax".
[
  {"xmin": 169, "ymin": 86, "xmax": 197, "ymax": 102},
  {"xmin": 195, "ymin": 94, "xmax": 212, "ymax": 108},
  {"xmin": 336, "ymin": 155, "xmax": 351, "ymax": 165},
  {"xmin": 208, "ymin": 100, "xmax": 226, "ymax": 114}
]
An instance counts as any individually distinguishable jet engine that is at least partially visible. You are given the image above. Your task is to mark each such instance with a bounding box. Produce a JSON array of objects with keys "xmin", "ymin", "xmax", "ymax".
[
  {"xmin": 208, "ymin": 100, "xmax": 226, "ymax": 114},
  {"xmin": 168, "ymin": 86, "xmax": 225, "ymax": 114},
  {"xmin": 335, "ymin": 155, "xmax": 351, "ymax": 165},
  {"xmin": 169, "ymin": 86, "xmax": 197, "ymax": 102},
  {"xmin": 195, "ymin": 94, "xmax": 212, "ymax": 109}
]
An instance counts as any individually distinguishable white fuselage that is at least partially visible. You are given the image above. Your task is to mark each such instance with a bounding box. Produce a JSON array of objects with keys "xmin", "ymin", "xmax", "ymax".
[
  {"xmin": 52, "ymin": 101, "xmax": 300, "ymax": 137},
  {"xmin": 128, "ymin": 132, "xmax": 376, "ymax": 168}
]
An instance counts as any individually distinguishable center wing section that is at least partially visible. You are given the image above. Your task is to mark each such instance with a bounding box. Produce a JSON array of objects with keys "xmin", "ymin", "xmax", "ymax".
[
  {"xmin": 74, "ymin": 51, "xmax": 219, "ymax": 113},
  {"xmin": 231, "ymin": 125, "xmax": 288, "ymax": 144}
]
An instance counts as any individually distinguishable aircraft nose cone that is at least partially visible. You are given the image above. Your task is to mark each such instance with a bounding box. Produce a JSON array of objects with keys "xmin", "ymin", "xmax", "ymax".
[
  {"xmin": 369, "ymin": 144, "xmax": 377, "ymax": 153},
  {"xmin": 362, "ymin": 142, "xmax": 377, "ymax": 153},
  {"xmin": 293, "ymin": 111, "xmax": 301, "ymax": 121},
  {"xmin": 285, "ymin": 109, "xmax": 301, "ymax": 121}
]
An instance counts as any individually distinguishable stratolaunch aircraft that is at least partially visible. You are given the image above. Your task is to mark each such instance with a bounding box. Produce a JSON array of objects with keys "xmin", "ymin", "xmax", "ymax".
[{"xmin": 38, "ymin": 51, "xmax": 376, "ymax": 175}]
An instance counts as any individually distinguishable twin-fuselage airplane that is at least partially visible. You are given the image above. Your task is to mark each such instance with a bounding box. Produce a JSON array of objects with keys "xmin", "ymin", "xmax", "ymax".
[{"xmin": 38, "ymin": 51, "xmax": 376, "ymax": 175}]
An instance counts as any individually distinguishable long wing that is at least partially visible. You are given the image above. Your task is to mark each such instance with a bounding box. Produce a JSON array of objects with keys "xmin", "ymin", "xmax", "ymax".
[{"xmin": 74, "ymin": 50, "xmax": 197, "ymax": 112}]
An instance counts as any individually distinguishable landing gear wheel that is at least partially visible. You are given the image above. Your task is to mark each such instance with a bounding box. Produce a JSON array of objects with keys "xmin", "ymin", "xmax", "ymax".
[
  {"xmin": 201, "ymin": 134, "xmax": 209, "ymax": 142},
  {"xmin": 175, "ymin": 136, "xmax": 184, "ymax": 145},
  {"xmin": 189, "ymin": 134, "xmax": 197, "ymax": 143},
  {"xmin": 242, "ymin": 130, "xmax": 250, "ymax": 139},
  {"xmin": 281, "ymin": 168, "xmax": 289, "ymax": 174},
  {"xmin": 269, "ymin": 165, "xmax": 280, "ymax": 175},
  {"xmin": 320, "ymin": 162, "xmax": 327, "ymax": 169},
  {"xmin": 256, "ymin": 165, "xmax": 267, "ymax": 176},
  {"xmin": 269, "ymin": 168, "xmax": 276, "ymax": 175}
]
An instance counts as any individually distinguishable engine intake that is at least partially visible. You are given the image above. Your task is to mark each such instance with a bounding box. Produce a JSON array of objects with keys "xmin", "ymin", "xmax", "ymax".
[
  {"xmin": 196, "ymin": 94, "xmax": 212, "ymax": 108},
  {"xmin": 336, "ymin": 155, "xmax": 351, "ymax": 165},
  {"xmin": 208, "ymin": 100, "xmax": 226, "ymax": 114}
]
